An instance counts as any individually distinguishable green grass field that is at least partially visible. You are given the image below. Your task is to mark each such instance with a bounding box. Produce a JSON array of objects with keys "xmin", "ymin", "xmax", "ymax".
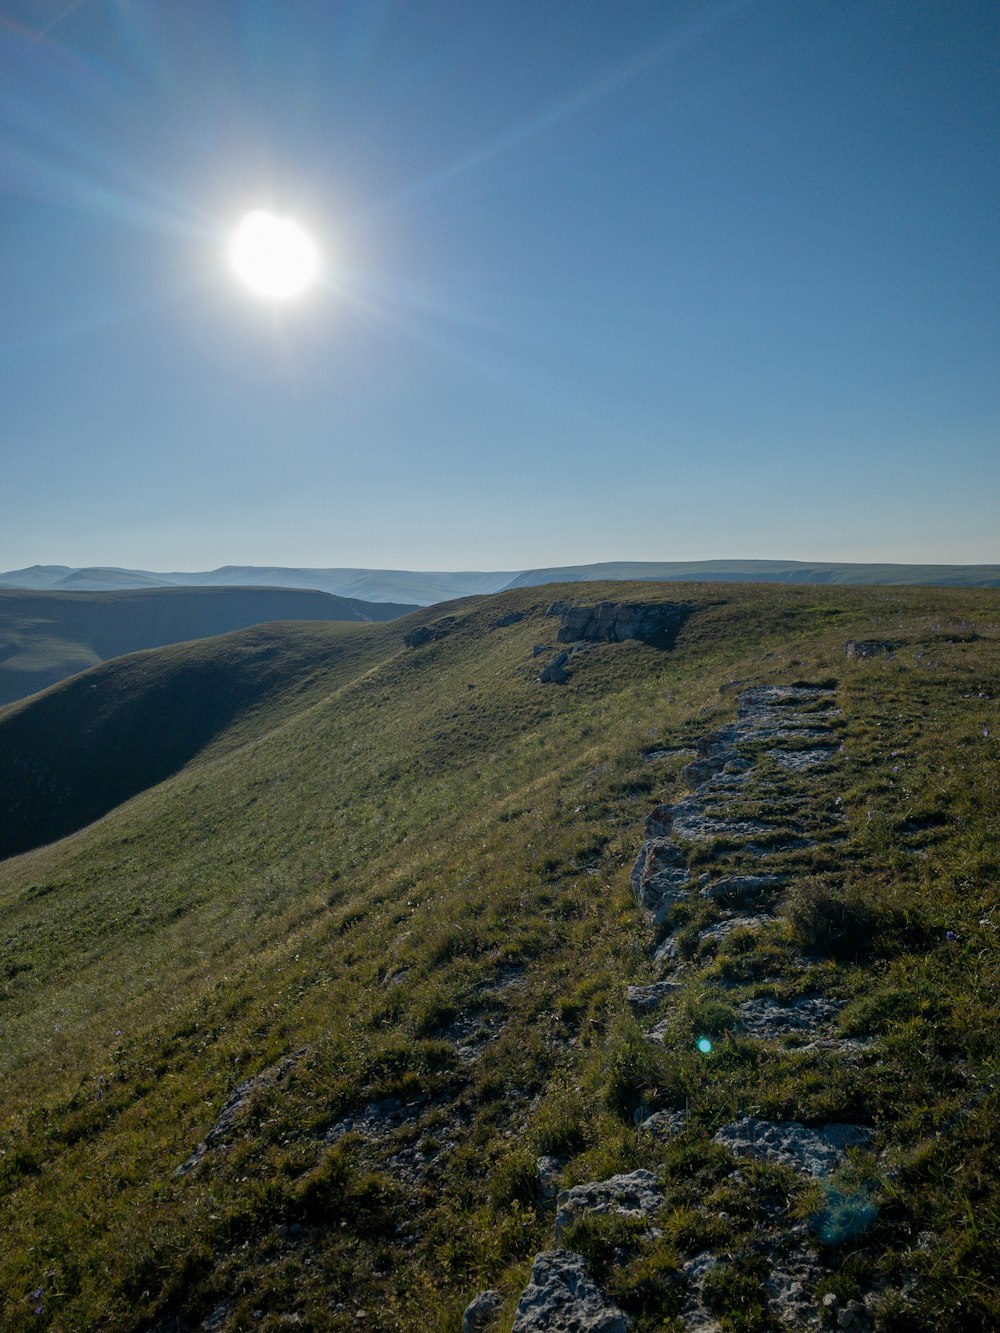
[{"xmin": 0, "ymin": 582, "xmax": 996, "ymax": 1330}]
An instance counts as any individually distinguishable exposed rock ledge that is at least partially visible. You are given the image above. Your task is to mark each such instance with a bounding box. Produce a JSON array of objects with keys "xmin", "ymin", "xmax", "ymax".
[{"xmin": 547, "ymin": 601, "xmax": 699, "ymax": 649}]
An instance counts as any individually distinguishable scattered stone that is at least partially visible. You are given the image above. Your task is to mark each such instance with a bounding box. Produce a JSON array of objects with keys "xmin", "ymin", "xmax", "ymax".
[
  {"xmin": 680, "ymin": 1251, "xmax": 723, "ymax": 1333},
  {"xmin": 766, "ymin": 747, "xmax": 836, "ymax": 771},
  {"xmin": 404, "ymin": 617, "xmax": 457, "ymax": 649},
  {"xmin": 636, "ymin": 1108, "xmax": 688, "ymax": 1139},
  {"xmin": 642, "ymin": 746, "xmax": 694, "ymax": 763},
  {"xmin": 537, "ymin": 1155, "xmax": 565, "ymax": 1207},
  {"xmin": 532, "ymin": 643, "xmax": 554, "ymax": 657},
  {"xmin": 539, "ymin": 652, "xmax": 570, "ymax": 684},
  {"xmin": 490, "ymin": 611, "xmax": 525, "ymax": 630},
  {"xmin": 462, "ymin": 1288, "xmax": 503, "ymax": 1332},
  {"xmin": 324, "ymin": 1096, "xmax": 424, "ymax": 1144},
  {"xmin": 713, "ymin": 1117, "xmax": 874, "ymax": 1178},
  {"xmin": 176, "ymin": 1050, "xmax": 305, "ymax": 1175},
  {"xmin": 554, "ymin": 1169, "xmax": 662, "ymax": 1242},
  {"xmin": 736, "ymin": 995, "xmax": 843, "ymax": 1040},
  {"xmin": 699, "ymin": 914, "xmax": 775, "ymax": 946},
  {"xmin": 626, "ymin": 979, "xmax": 682, "ymax": 1015},
  {"xmin": 700, "ymin": 874, "xmax": 784, "ymax": 905},
  {"xmin": 644, "ymin": 804, "xmax": 674, "ymax": 838},
  {"xmin": 844, "ymin": 640, "xmax": 899, "ymax": 660},
  {"xmin": 548, "ymin": 601, "xmax": 699, "ymax": 649},
  {"xmin": 511, "ymin": 1250, "xmax": 631, "ymax": 1332},
  {"xmin": 764, "ymin": 1245, "xmax": 828, "ymax": 1330}
]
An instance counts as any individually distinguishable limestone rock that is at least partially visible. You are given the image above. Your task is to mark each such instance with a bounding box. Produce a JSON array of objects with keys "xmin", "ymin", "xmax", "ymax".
[
  {"xmin": 713, "ymin": 1117, "xmax": 874, "ymax": 1178},
  {"xmin": 845, "ymin": 639, "xmax": 899, "ymax": 659},
  {"xmin": 554, "ymin": 1169, "xmax": 662, "ymax": 1241},
  {"xmin": 404, "ymin": 617, "xmax": 457, "ymax": 649},
  {"xmin": 539, "ymin": 652, "xmax": 570, "ymax": 684},
  {"xmin": 636, "ymin": 1108, "xmax": 688, "ymax": 1139},
  {"xmin": 626, "ymin": 980, "xmax": 681, "ymax": 1015},
  {"xmin": 537, "ymin": 1154, "xmax": 565, "ymax": 1207},
  {"xmin": 490, "ymin": 611, "xmax": 525, "ymax": 630},
  {"xmin": 699, "ymin": 874, "xmax": 784, "ymax": 905},
  {"xmin": 176, "ymin": 1049, "xmax": 305, "ymax": 1175},
  {"xmin": 736, "ymin": 995, "xmax": 843, "ymax": 1040},
  {"xmin": 462, "ymin": 1288, "xmax": 502, "ymax": 1332},
  {"xmin": 643, "ymin": 804, "xmax": 674, "ymax": 838},
  {"xmin": 630, "ymin": 838, "xmax": 690, "ymax": 925},
  {"xmin": 766, "ymin": 747, "xmax": 835, "ymax": 770},
  {"xmin": 547, "ymin": 600, "xmax": 698, "ymax": 649},
  {"xmin": 511, "ymin": 1250, "xmax": 631, "ymax": 1332}
]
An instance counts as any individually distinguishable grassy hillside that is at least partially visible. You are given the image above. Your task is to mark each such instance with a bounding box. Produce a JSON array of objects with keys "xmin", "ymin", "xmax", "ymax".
[
  {"xmin": 0, "ymin": 586, "xmax": 415, "ymax": 705},
  {"xmin": 0, "ymin": 582, "xmax": 997, "ymax": 1331}
]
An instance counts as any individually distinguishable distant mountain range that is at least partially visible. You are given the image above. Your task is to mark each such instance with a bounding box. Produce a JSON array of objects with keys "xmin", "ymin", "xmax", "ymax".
[{"xmin": 2, "ymin": 559, "xmax": 999, "ymax": 604}]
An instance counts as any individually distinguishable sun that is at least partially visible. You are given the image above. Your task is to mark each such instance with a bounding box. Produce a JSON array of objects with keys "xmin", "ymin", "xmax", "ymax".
[{"xmin": 229, "ymin": 209, "xmax": 320, "ymax": 301}]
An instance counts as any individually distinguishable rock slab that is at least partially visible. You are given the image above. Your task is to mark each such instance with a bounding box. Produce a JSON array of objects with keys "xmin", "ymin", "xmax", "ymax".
[
  {"xmin": 554, "ymin": 1169, "xmax": 662, "ymax": 1242},
  {"xmin": 713, "ymin": 1117, "xmax": 874, "ymax": 1178}
]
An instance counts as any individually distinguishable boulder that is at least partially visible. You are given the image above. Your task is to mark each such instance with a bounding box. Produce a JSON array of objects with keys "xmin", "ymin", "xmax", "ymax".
[
  {"xmin": 539, "ymin": 652, "xmax": 570, "ymax": 684},
  {"xmin": 511, "ymin": 1250, "xmax": 631, "ymax": 1332}
]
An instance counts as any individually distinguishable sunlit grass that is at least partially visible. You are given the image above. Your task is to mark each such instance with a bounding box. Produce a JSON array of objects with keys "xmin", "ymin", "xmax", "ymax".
[{"xmin": 0, "ymin": 581, "xmax": 997, "ymax": 1329}]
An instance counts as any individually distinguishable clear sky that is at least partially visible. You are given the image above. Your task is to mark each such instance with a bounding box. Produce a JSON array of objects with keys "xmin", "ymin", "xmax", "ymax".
[{"xmin": 1, "ymin": 0, "xmax": 997, "ymax": 571}]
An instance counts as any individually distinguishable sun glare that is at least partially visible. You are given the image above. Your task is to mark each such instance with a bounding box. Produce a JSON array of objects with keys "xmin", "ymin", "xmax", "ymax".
[{"xmin": 229, "ymin": 209, "xmax": 320, "ymax": 301}]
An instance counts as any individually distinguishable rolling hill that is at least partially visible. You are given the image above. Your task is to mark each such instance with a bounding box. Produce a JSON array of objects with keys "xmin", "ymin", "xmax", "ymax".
[
  {"xmin": 0, "ymin": 582, "xmax": 997, "ymax": 1331},
  {"xmin": 0, "ymin": 586, "xmax": 415, "ymax": 706}
]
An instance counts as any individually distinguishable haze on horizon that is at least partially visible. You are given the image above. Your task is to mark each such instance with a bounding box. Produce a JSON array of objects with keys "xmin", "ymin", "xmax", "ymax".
[{"xmin": 1, "ymin": 1, "xmax": 997, "ymax": 573}]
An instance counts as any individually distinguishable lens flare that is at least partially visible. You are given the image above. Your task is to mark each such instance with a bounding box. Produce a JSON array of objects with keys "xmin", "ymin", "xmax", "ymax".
[{"xmin": 696, "ymin": 1037, "xmax": 713, "ymax": 1054}]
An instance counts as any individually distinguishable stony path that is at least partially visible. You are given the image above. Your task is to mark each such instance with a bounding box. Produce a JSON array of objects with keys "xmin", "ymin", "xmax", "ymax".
[{"xmin": 486, "ymin": 684, "xmax": 881, "ymax": 1333}]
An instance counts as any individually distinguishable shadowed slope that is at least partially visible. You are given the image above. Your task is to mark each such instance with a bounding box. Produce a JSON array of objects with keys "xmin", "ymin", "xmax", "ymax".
[
  {"xmin": 0, "ymin": 619, "xmax": 404, "ymax": 860},
  {"xmin": 0, "ymin": 586, "xmax": 415, "ymax": 705}
]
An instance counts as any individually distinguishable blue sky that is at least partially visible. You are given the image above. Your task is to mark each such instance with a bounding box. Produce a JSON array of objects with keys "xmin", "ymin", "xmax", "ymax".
[{"xmin": 1, "ymin": 0, "xmax": 997, "ymax": 570}]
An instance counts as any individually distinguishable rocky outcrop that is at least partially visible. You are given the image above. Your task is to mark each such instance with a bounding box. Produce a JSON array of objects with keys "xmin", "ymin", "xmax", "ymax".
[
  {"xmin": 511, "ymin": 1251, "xmax": 631, "ymax": 1332},
  {"xmin": 404, "ymin": 616, "xmax": 457, "ymax": 648},
  {"xmin": 547, "ymin": 601, "xmax": 698, "ymax": 649}
]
